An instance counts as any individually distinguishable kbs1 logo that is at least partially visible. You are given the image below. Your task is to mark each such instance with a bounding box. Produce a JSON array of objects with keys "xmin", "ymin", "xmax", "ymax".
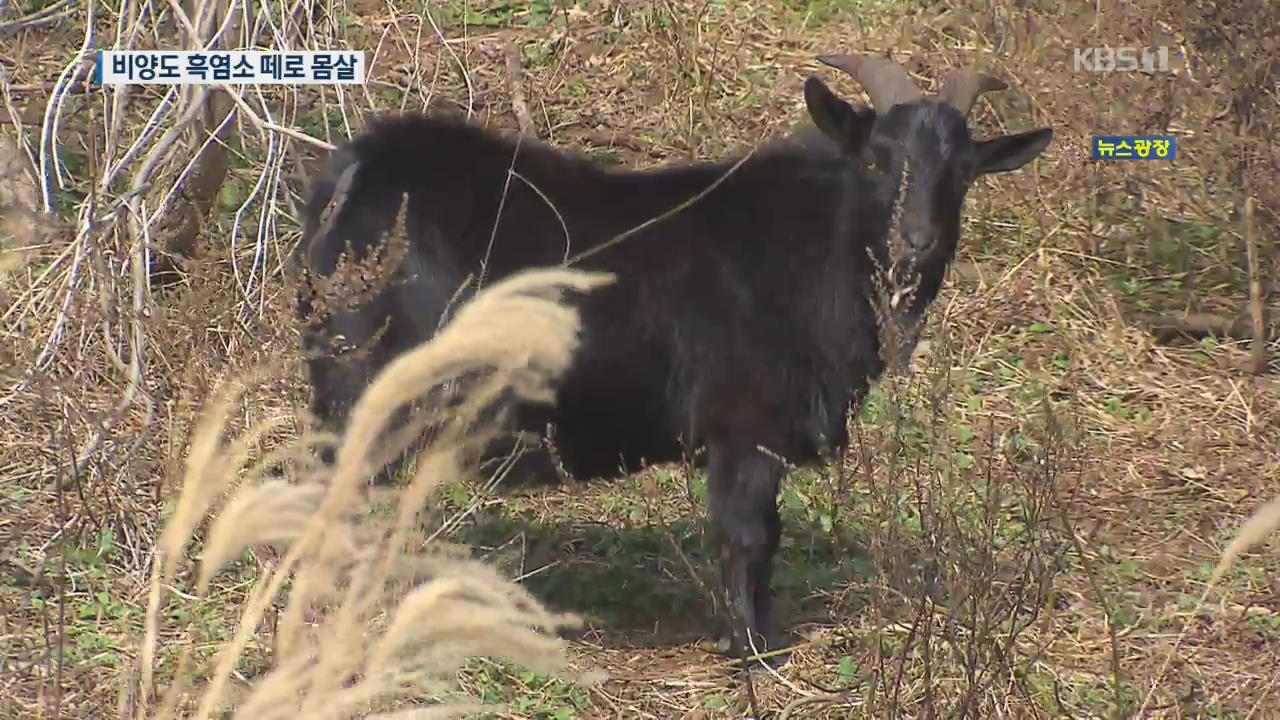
[{"xmin": 1073, "ymin": 46, "xmax": 1177, "ymax": 73}]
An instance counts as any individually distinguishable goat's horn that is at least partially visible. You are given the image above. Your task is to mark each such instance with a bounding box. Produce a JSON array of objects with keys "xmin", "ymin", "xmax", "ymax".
[
  {"xmin": 816, "ymin": 54, "xmax": 923, "ymax": 111},
  {"xmin": 935, "ymin": 68, "xmax": 1008, "ymax": 117}
]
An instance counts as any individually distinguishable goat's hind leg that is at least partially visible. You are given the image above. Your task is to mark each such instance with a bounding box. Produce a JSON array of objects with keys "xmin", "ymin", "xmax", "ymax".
[
  {"xmin": 473, "ymin": 390, "xmax": 562, "ymax": 488},
  {"xmin": 705, "ymin": 442, "xmax": 788, "ymax": 668}
]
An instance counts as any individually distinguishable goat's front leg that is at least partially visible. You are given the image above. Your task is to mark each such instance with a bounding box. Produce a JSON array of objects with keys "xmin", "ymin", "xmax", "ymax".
[
  {"xmin": 302, "ymin": 301, "xmax": 391, "ymax": 473},
  {"xmin": 705, "ymin": 442, "xmax": 787, "ymax": 666}
]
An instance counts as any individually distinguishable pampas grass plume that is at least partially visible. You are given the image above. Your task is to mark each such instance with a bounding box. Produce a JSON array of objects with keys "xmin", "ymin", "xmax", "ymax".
[{"xmin": 122, "ymin": 263, "xmax": 614, "ymax": 720}]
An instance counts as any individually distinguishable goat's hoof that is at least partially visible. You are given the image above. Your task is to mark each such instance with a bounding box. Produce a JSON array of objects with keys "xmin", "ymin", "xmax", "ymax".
[
  {"xmin": 748, "ymin": 644, "xmax": 792, "ymax": 671},
  {"xmin": 738, "ymin": 634, "xmax": 791, "ymax": 671},
  {"xmin": 711, "ymin": 629, "xmax": 791, "ymax": 670},
  {"xmin": 714, "ymin": 633, "xmax": 733, "ymax": 655}
]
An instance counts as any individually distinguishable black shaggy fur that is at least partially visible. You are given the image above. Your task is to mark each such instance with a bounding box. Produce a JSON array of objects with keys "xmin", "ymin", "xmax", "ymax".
[{"xmin": 295, "ymin": 69, "xmax": 1053, "ymax": 663}]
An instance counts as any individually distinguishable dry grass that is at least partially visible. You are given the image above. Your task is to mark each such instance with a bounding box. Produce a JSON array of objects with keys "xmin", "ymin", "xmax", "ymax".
[
  {"xmin": 2, "ymin": 0, "xmax": 1279, "ymax": 718},
  {"xmin": 114, "ymin": 264, "xmax": 609, "ymax": 720},
  {"xmin": 0, "ymin": 134, "xmax": 39, "ymax": 274}
]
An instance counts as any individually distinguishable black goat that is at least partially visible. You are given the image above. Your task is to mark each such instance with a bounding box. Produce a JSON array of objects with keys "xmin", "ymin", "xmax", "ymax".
[{"xmin": 294, "ymin": 54, "xmax": 1053, "ymax": 663}]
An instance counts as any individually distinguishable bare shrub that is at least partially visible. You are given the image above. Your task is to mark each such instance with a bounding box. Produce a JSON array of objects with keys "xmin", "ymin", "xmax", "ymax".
[
  {"xmin": 806, "ymin": 278, "xmax": 1084, "ymax": 717},
  {"xmin": 117, "ymin": 265, "xmax": 612, "ymax": 720},
  {"xmin": 855, "ymin": 368, "xmax": 1080, "ymax": 716}
]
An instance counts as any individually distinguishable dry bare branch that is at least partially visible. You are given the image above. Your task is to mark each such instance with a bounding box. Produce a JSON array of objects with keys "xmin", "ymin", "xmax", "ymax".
[{"xmin": 1244, "ymin": 197, "xmax": 1269, "ymax": 373}]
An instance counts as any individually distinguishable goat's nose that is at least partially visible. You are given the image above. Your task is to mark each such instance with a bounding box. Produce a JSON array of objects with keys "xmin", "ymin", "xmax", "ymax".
[{"xmin": 902, "ymin": 228, "xmax": 932, "ymax": 252}]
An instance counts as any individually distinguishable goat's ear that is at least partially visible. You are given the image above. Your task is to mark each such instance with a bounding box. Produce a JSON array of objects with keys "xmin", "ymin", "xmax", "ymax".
[
  {"xmin": 974, "ymin": 127, "xmax": 1054, "ymax": 174},
  {"xmin": 804, "ymin": 76, "xmax": 874, "ymax": 153}
]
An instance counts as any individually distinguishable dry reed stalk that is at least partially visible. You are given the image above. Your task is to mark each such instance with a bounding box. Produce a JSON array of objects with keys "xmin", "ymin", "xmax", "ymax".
[
  {"xmin": 1139, "ymin": 493, "xmax": 1280, "ymax": 713},
  {"xmin": 1243, "ymin": 197, "xmax": 1268, "ymax": 374},
  {"xmin": 123, "ymin": 265, "xmax": 614, "ymax": 720}
]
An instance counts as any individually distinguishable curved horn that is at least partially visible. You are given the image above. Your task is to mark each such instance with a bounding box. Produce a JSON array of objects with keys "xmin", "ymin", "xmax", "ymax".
[
  {"xmin": 816, "ymin": 54, "xmax": 923, "ymax": 111},
  {"xmin": 935, "ymin": 68, "xmax": 1009, "ymax": 117}
]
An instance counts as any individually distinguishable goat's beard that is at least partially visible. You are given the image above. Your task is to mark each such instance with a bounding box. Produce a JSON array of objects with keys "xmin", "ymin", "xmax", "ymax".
[
  {"xmin": 883, "ymin": 303, "xmax": 927, "ymax": 372},
  {"xmin": 879, "ymin": 261, "xmax": 928, "ymax": 373}
]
